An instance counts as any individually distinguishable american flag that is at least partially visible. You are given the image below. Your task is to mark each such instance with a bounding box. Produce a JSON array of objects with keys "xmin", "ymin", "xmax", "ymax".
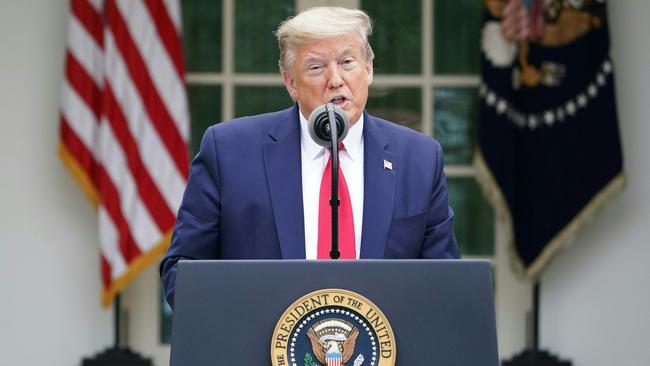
[{"xmin": 59, "ymin": 0, "xmax": 189, "ymax": 306}]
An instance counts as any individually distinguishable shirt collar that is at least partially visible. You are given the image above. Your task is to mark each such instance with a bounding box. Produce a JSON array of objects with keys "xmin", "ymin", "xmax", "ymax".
[{"xmin": 299, "ymin": 109, "xmax": 364, "ymax": 161}]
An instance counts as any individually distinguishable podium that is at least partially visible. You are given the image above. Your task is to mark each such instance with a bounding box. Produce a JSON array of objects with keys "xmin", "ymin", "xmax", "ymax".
[{"xmin": 170, "ymin": 259, "xmax": 498, "ymax": 365}]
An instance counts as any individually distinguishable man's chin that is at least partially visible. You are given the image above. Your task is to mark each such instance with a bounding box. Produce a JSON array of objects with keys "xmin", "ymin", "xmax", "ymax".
[
  {"xmin": 333, "ymin": 103, "xmax": 358, "ymax": 123},
  {"xmin": 346, "ymin": 112, "xmax": 362, "ymax": 126}
]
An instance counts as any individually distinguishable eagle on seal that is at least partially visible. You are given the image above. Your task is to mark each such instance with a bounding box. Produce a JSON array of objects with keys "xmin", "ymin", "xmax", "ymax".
[{"xmin": 307, "ymin": 326, "xmax": 359, "ymax": 365}]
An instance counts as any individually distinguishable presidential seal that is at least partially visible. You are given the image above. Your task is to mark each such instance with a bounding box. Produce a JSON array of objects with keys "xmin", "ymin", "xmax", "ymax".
[{"xmin": 271, "ymin": 289, "xmax": 396, "ymax": 366}]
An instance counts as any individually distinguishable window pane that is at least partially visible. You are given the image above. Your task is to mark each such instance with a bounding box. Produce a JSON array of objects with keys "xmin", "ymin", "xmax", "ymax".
[
  {"xmin": 434, "ymin": 87, "xmax": 478, "ymax": 165},
  {"xmin": 362, "ymin": 0, "xmax": 421, "ymax": 74},
  {"xmin": 182, "ymin": 0, "xmax": 222, "ymax": 72},
  {"xmin": 448, "ymin": 178, "xmax": 494, "ymax": 256},
  {"xmin": 235, "ymin": 0, "xmax": 294, "ymax": 73},
  {"xmin": 367, "ymin": 87, "xmax": 421, "ymax": 131},
  {"xmin": 434, "ymin": 0, "xmax": 482, "ymax": 74},
  {"xmin": 235, "ymin": 86, "xmax": 293, "ymax": 117},
  {"xmin": 188, "ymin": 85, "xmax": 222, "ymax": 155}
]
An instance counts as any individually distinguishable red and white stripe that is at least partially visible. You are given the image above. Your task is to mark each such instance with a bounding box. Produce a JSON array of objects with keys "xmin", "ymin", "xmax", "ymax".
[
  {"xmin": 59, "ymin": 0, "xmax": 189, "ymax": 306},
  {"xmin": 327, "ymin": 355, "xmax": 342, "ymax": 366}
]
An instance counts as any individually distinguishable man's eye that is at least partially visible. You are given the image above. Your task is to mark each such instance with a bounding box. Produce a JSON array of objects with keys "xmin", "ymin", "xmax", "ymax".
[
  {"xmin": 340, "ymin": 58, "xmax": 356, "ymax": 69},
  {"xmin": 308, "ymin": 65, "xmax": 323, "ymax": 71}
]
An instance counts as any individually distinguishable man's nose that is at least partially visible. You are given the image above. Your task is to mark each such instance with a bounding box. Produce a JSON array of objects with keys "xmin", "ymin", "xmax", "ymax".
[{"xmin": 327, "ymin": 66, "xmax": 344, "ymax": 89}]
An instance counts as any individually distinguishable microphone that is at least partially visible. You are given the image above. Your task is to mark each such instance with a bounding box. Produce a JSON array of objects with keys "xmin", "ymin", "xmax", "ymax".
[
  {"xmin": 307, "ymin": 103, "xmax": 349, "ymax": 147},
  {"xmin": 307, "ymin": 103, "xmax": 349, "ymax": 260}
]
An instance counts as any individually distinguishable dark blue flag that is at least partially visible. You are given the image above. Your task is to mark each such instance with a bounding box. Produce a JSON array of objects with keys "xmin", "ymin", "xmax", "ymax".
[{"xmin": 477, "ymin": 0, "xmax": 624, "ymax": 278}]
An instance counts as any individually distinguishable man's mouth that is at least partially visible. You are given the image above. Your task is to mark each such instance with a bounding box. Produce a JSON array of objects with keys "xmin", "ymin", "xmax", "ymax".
[{"xmin": 330, "ymin": 95, "xmax": 347, "ymax": 105}]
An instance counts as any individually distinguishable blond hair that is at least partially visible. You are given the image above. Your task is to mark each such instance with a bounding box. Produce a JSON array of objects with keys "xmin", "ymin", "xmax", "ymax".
[{"xmin": 275, "ymin": 7, "xmax": 374, "ymax": 74}]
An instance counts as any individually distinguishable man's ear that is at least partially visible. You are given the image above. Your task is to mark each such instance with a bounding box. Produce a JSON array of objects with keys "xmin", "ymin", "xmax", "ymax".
[
  {"xmin": 282, "ymin": 71, "xmax": 298, "ymax": 100},
  {"xmin": 365, "ymin": 60, "xmax": 374, "ymax": 85}
]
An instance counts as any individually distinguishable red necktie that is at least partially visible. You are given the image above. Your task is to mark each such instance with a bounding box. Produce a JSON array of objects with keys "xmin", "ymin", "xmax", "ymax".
[{"xmin": 317, "ymin": 148, "xmax": 356, "ymax": 259}]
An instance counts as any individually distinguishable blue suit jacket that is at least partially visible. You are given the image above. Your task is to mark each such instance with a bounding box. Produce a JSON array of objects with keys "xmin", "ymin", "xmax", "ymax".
[{"xmin": 161, "ymin": 105, "xmax": 459, "ymax": 306}]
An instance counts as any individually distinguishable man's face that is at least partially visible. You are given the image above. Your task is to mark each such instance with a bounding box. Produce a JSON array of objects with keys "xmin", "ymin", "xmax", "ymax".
[{"xmin": 282, "ymin": 35, "xmax": 373, "ymax": 125}]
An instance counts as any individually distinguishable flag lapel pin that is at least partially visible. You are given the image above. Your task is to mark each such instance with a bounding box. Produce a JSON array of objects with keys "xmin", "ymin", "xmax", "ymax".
[{"xmin": 383, "ymin": 159, "xmax": 393, "ymax": 171}]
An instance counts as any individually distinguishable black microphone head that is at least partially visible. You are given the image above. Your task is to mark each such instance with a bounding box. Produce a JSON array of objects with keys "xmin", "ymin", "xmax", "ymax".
[{"xmin": 307, "ymin": 103, "xmax": 349, "ymax": 147}]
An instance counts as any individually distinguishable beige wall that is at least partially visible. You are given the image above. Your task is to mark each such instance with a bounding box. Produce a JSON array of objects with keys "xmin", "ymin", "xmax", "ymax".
[
  {"xmin": 539, "ymin": 1, "xmax": 650, "ymax": 365},
  {"xmin": 0, "ymin": 1, "xmax": 113, "ymax": 365}
]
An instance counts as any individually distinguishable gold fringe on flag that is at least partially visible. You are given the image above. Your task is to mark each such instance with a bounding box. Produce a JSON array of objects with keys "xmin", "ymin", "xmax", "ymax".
[
  {"xmin": 101, "ymin": 231, "xmax": 172, "ymax": 307},
  {"xmin": 474, "ymin": 149, "xmax": 626, "ymax": 280},
  {"xmin": 58, "ymin": 142, "xmax": 100, "ymax": 207}
]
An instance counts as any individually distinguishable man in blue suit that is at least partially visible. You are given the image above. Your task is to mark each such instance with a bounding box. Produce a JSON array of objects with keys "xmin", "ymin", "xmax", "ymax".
[{"xmin": 161, "ymin": 7, "xmax": 459, "ymax": 307}]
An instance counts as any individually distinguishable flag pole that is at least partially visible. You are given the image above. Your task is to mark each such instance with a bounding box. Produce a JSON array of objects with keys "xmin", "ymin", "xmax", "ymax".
[
  {"xmin": 114, "ymin": 294, "xmax": 121, "ymax": 348},
  {"xmin": 80, "ymin": 294, "xmax": 153, "ymax": 365},
  {"xmin": 502, "ymin": 281, "xmax": 572, "ymax": 365}
]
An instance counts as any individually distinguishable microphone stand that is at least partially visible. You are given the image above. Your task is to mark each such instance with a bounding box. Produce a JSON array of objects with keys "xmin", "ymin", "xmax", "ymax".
[{"xmin": 326, "ymin": 103, "xmax": 340, "ymax": 260}]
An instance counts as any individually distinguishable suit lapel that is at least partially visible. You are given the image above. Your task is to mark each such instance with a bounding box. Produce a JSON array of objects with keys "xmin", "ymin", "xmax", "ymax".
[
  {"xmin": 360, "ymin": 113, "xmax": 397, "ymax": 259},
  {"xmin": 263, "ymin": 105, "xmax": 306, "ymax": 259}
]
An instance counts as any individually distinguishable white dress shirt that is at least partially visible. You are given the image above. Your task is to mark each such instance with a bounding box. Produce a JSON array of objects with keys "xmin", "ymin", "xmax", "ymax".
[{"xmin": 300, "ymin": 110, "xmax": 364, "ymax": 259}]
